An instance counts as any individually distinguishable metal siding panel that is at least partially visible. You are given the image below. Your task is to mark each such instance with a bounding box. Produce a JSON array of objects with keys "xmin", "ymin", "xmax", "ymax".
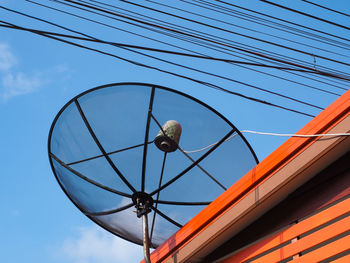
[
  {"xmin": 252, "ymin": 216, "xmax": 350, "ymax": 262},
  {"xmin": 294, "ymin": 235, "xmax": 350, "ymax": 263},
  {"xmin": 221, "ymin": 197, "xmax": 350, "ymax": 262}
]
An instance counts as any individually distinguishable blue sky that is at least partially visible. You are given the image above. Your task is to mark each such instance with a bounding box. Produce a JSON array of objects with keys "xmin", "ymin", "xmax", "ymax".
[{"xmin": 1, "ymin": 0, "xmax": 349, "ymax": 262}]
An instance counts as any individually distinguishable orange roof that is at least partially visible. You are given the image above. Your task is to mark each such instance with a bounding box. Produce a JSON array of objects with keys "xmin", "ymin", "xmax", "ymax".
[{"xmin": 143, "ymin": 89, "xmax": 350, "ymax": 263}]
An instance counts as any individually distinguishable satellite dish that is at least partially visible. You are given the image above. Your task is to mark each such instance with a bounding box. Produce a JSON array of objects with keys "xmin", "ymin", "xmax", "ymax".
[{"xmin": 48, "ymin": 83, "xmax": 258, "ymax": 262}]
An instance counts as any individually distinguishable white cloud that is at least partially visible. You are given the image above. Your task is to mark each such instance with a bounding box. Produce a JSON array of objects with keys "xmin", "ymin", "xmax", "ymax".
[
  {"xmin": 0, "ymin": 42, "xmax": 46, "ymax": 101},
  {"xmin": 0, "ymin": 43, "xmax": 16, "ymax": 71},
  {"xmin": 0, "ymin": 42, "xmax": 73, "ymax": 101},
  {"xmin": 1, "ymin": 72, "xmax": 44, "ymax": 100},
  {"xmin": 58, "ymin": 226, "xmax": 144, "ymax": 263}
]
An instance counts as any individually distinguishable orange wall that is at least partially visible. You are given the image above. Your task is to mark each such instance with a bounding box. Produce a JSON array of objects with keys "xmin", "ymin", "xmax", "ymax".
[{"xmin": 222, "ymin": 197, "xmax": 350, "ymax": 262}]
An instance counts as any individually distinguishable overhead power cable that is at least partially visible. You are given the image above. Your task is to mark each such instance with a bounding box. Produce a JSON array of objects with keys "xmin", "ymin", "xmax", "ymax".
[
  {"xmin": 102, "ymin": 0, "xmax": 350, "ymax": 67},
  {"xmin": 3, "ymin": 2, "xmax": 345, "ymax": 114},
  {"xmin": 141, "ymin": 0, "xmax": 350, "ymax": 90},
  {"xmin": 0, "ymin": 19, "xmax": 316, "ymax": 118},
  {"xmin": 185, "ymin": 0, "xmax": 350, "ymax": 82},
  {"xmin": 144, "ymin": 0, "xmax": 350, "ymax": 59},
  {"xmin": 301, "ymin": 0, "xmax": 350, "ymax": 18},
  {"xmin": 29, "ymin": 0, "xmax": 350, "ymax": 91},
  {"xmin": 212, "ymin": 0, "xmax": 350, "ymax": 45},
  {"xmin": 25, "ymin": 0, "xmax": 345, "ymax": 96},
  {"xmin": 186, "ymin": 1, "xmax": 350, "ymax": 89},
  {"xmin": 147, "ymin": 24, "xmax": 348, "ymax": 92},
  {"xmin": 46, "ymin": 0, "xmax": 350, "ymax": 83},
  {"xmin": 0, "ymin": 4, "xmax": 331, "ymax": 108},
  {"xmin": 188, "ymin": 0, "xmax": 350, "ymax": 52},
  {"xmin": 37, "ymin": 0, "xmax": 350, "ymax": 92},
  {"xmin": 79, "ymin": 0, "xmax": 350, "ymax": 78},
  {"xmin": 260, "ymin": 0, "xmax": 350, "ymax": 31},
  {"xmin": 142, "ymin": 6, "xmax": 349, "ymax": 92},
  {"xmin": 73, "ymin": 0, "xmax": 324, "ymax": 71},
  {"xmin": 0, "ymin": 20, "xmax": 324, "ymax": 111},
  {"xmin": 23, "ymin": 0, "xmax": 346, "ymax": 97},
  {"xmin": 55, "ymin": 0, "xmax": 350, "ymax": 80},
  {"xmin": 15, "ymin": 1, "xmax": 350, "ymax": 95},
  {"xmin": 0, "ymin": 22, "xmax": 319, "ymax": 71},
  {"xmin": 54, "ymin": 0, "xmax": 304, "ymax": 68}
]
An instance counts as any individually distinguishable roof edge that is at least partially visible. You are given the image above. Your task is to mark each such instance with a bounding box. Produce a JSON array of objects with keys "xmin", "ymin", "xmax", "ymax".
[{"xmin": 146, "ymin": 90, "xmax": 350, "ymax": 263}]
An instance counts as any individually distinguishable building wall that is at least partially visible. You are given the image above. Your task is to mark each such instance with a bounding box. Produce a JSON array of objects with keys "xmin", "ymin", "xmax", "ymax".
[{"xmin": 205, "ymin": 150, "xmax": 350, "ymax": 262}]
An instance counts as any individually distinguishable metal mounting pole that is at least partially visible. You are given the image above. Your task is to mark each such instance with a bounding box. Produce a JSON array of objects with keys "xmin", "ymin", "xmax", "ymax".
[
  {"xmin": 142, "ymin": 213, "xmax": 151, "ymax": 263},
  {"xmin": 132, "ymin": 192, "xmax": 153, "ymax": 263}
]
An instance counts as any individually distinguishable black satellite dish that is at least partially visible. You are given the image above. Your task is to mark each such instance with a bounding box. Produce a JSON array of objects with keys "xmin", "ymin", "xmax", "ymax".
[{"xmin": 48, "ymin": 83, "xmax": 258, "ymax": 262}]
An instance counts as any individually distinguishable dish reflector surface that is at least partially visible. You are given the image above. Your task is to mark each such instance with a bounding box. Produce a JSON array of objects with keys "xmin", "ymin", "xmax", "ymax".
[{"xmin": 48, "ymin": 83, "xmax": 258, "ymax": 247}]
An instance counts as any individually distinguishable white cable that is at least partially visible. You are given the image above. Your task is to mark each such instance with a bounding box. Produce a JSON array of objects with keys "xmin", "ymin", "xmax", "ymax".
[
  {"xmin": 183, "ymin": 130, "xmax": 350, "ymax": 154},
  {"xmin": 183, "ymin": 133, "xmax": 239, "ymax": 154},
  {"xmin": 240, "ymin": 130, "xmax": 350, "ymax": 137}
]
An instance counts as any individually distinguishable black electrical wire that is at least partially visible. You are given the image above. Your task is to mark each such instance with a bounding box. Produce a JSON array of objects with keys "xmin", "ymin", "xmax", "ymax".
[
  {"xmin": 78, "ymin": 0, "xmax": 348, "ymax": 80},
  {"xmin": 53, "ymin": 0, "xmax": 285, "ymax": 66},
  {"xmin": 260, "ymin": 0, "xmax": 350, "ymax": 31},
  {"xmin": 56, "ymin": 0, "xmax": 350, "ymax": 80},
  {"xmin": 0, "ymin": 20, "xmax": 317, "ymax": 117},
  {"xmin": 194, "ymin": 1, "xmax": 350, "ymax": 77},
  {"xmin": 74, "ymin": 0, "xmax": 322, "ymax": 72},
  {"xmin": 75, "ymin": 1, "xmax": 350, "ymax": 86},
  {"xmin": 43, "ymin": 0, "xmax": 350, "ymax": 85},
  {"xmin": 112, "ymin": 0, "xmax": 350, "ymax": 67},
  {"xmin": 177, "ymin": 1, "xmax": 350, "ymax": 88},
  {"xmin": 195, "ymin": 0, "xmax": 350, "ymax": 65},
  {"xmin": 53, "ymin": 0, "xmax": 307, "ymax": 72},
  {"xmin": 173, "ymin": 0, "xmax": 350, "ymax": 79},
  {"xmin": 189, "ymin": 0, "xmax": 350, "ymax": 51},
  {"xmin": 0, "ymin": 21, "xmax": 327, "ymax": 111},
  {"xmin": 143, "ymin": 0, "xmax": 350, "ymax": 59},
  {"xmin": 144, "ymin": 22, "xmax": 349, "ymax": 93},
  {"xmin": 6, "ymin": 4, "xmax": 341, "ymax": 105},
  {"xmin": 27, "ymin": 0, "xmax": 340, "ymax": 95},
  {"xmin": 128, "ymin": 18, "xmax": 350, "ymax": 92},
  {"xmin": 2, "ymin": 2, "xmax": 342, "ymax": 112},
  {"xmin": 301, "ymin": 0, "xmax": 350, "ymax": 18},
  {"xmin": 182, "ymin": 0, "xmax": 350, "ymax": 82},
  {"xmin": 24, "ymin": 1, "xmax": 345, "ymax": 95},
  {"xmin": 27, "ymin": 0, "xmax": 201, "ymax": 55},
  {"xmin": 151, "ymin": 26, "xmax": 350, "ymax": 86},
  {"xmin": 0, "ymin": 21, "xmax": 324, "ymax": 71},
  {"xmin": 78, "ymin": 0, "xmax": 350, "ymax": 78},
  {"xmin": 112, "ymin": 1, "xmax": 350, "ymax": 81},
  {"xmin": 213, "ymin": 0, "xmax": 350, "ymax": 44}
]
